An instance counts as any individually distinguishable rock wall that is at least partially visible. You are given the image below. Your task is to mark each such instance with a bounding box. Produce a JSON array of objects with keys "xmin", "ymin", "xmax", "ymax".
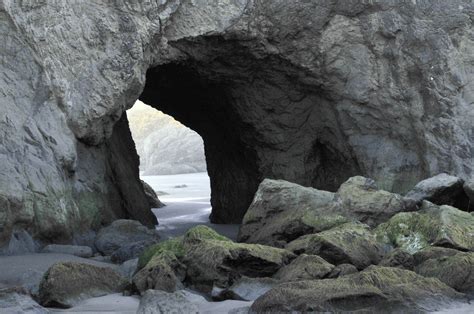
[{"xmin": 0, "ymin": 0, "xmax": 472, "ymax": 244}]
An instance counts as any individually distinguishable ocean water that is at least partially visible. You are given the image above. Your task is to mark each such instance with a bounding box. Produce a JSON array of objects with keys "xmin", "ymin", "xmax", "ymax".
[{"xmin": 141, "ymin": 172, "xmax": 240, "ymax": 240}]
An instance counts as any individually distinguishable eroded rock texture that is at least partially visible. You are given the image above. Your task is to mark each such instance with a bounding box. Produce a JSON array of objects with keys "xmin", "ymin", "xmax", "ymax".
[{"xmin": 0, "ymin": 1, "xmax": 473, "ymax": 244}]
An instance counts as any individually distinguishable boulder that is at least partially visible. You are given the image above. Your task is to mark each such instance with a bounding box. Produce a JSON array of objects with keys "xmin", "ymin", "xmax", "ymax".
[
  {"xmin": 141, "ymin": 180, "xmax": 164, "ymax": 208},
  {"xmin": 137, "ymin": 237, "xmax": 185, "ymax": 271},
  {"xmin": 238, "ymin": 179, "xmax": 348, "ymax": 248},
  {"xmin": 286, "ymin": 222, "xmax": 383, "ymax": 269},
  {"xmin": 375, "ymin": 201, "xmax": 474, "ymax": 253},
  {"xmin": 132, "ymin": 251, "xmax": 186, "ymax": 294},
  {"xmin": 111, "ymin": 240, "xmax": 156, "ymax": 264},
  {"xmin": 379, "ymin": 249, "xmax": 414, "ymax": 270},
  {"xmin": 183, "ymin": 226, "xmax": 295, "ymax": 292},
  {"xmin": 95, "ymin": 220, "xmax": 160, "ymax": 255},
  {"xmin": 413, "ymin": 246, "xmax": 461, "ymax": 266},
  {"xmin": 327, "ymin": 263, "xmax": 358, "ymax": 278},
  {"xmin": 214, "ymin": 277, "xmax": 278, "ymax": 301},
  {"xmin": 273, "ymin": 254, "xmax": 334, "ymax": 282},
  {"xmin": 251, "ymin": 266, "xmax": 466, "ymax": 313},
  {"xmin": 335, "ymin": 176, "xmax": 416, "ymax": 227},
  {"xmin": 38, "ymin": 262, "xmax": 126, "ymax": 308},
  {"xmin": 118, "ymin": 258, "xmax": 138, "ymax": 281},
  {"xmin": 415, "ymin": 252, "xmax": 474, "ymax": 295},
  {"xmin": 0, "ymin": 288, "xmax": 49, "ymax": 314},
  {"xmin": 136, "ymin": 290, "xmax": 199, "ymax": 314},
  {"xmin": 405, "ymin": 174, "xmax": 468, "ymax": 210},
  {"xmin": 41, "ymin": 244, "xmax": 93, "ymax": 258}
]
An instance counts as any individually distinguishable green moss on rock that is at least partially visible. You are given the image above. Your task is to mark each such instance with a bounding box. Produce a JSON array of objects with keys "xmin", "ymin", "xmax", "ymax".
[{"xmin": 138, "ymin": 237, "xmax": 185, "ymax": 270}]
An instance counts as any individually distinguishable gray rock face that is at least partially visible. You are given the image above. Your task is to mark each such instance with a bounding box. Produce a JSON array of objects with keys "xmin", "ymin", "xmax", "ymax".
[
  {"xmin": 405, "ymin": 173, "xmax": 469, "ymax": 210},
  {"xmin": 238, "ymin": 179, "xmax": 347, "ymax": 248},
  {"xmin": 464, "ymin": 179, "xmax": 474, "ymax": 211},
  {"xmin": 273, "ymin": 254, "xmax": 334, "ymax": 282},
  {"xmin": 0, "ymin": 288, "xmax": 49, "ymax": 314},
  {"xmin": 128, "ymin": 102, "xmax": 207, "ymax": 176},
  {"xmin": 94, "ymin": 220, "xmax": 160, "ymax": 256},
  {"xmin": 0, "ymin": 1, "xmax": 473, "ymax": 243},
  {"xmin": 38, "ymin": 262, "xmax": 126, "ymax": 308},
  {"xmin": 137, "ymin": 290, "xmax": 199, "ymax": 314},
  {"xmin": 40, "ymin": 244, "xmax": 92, "ymax": 258}
]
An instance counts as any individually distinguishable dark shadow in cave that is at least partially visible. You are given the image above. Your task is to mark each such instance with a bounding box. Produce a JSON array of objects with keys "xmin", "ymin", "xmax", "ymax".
[{"xmin": 139, "ymin": 63, "xmax": 260, "ymax": 224}]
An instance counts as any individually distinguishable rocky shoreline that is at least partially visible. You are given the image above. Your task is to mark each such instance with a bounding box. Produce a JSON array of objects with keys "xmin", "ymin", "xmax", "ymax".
[{"xmin": 1, "ymin": 174, "xmax": 473, "ymax": 313}]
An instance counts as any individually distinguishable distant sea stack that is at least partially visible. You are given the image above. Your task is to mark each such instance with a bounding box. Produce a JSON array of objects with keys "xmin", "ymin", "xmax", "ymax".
[{"xmin": 127, "ymin": 101, "xmax": 206, "ymax": 176}]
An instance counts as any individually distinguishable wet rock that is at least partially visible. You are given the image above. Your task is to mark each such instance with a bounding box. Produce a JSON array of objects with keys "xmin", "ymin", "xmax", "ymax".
[
  {"xmin": 1, "ymin": 230, "xmax": 39, "ymax": 255},
  {"xmin": 41, "ymin": 244, "xmax": 93, "ymax": 258},
  {"xmin": 118, "ymin": 258, "xmax": 138, "ymax": 281},
  {"xmin": 375, "ymin": 201, "xmax": 474, "ymax": 253},
  {"xmin": 38, "ymin": 262, "xmax": 126, "ymax": 308},
  {"xmin": 141, "ymin": 180, "xmax": 164, "ymax": 208},
  {"xmin": 183, "ymin": 226, "xmax": 295, "ymax": 292},
  {"xmin": 137, "ymin": 290, "xmax": 199, "ymax": 314},
  {"xmin": 110, "ymin": 240, "xmax": 155, "ymax": 264},
  {"xmin": 405, "ymin": 174, "xmax": 468, "ymax": 209},
  {"xmin": 0, "ymin": 288, "xmax": 49, "ymax": 314},
  {"xmin": 251, "ymin": 266, "xmax": 466, "ymax": 313},
  {"xmin": 238, "ymin": 179, "xmax": 348, "ymax": 248},
  {"xmin": 286, "ymin": 222, "xmax": 383, "ymax": 269},
  {"xmin": 214, "ymin": 277, "xmax": 278, "ymax": 301},
  {"xmin": 379, "ymin": 249, "xmax": 414, "ymax": 270},
  {"xmin": 273, "ymin": 254, "xmax": 334, "ymax": 282},
  {"xmin": 415, "ymin": 252, "xmax": 474, "ymax": 295},
  {"xmin": 335, "ymin": 176, "xmax": 416, "ymax": 227},
  {"xmin": 413, "ymin": 246, "xmax": 462, "ymax": 266},
  {"xmin": 95, "ymin": 220, "xmax": 160, "ymax": 255},
  {"xmin": 327, "ymin": 263, "xmax": 358, "ymax": 278}
]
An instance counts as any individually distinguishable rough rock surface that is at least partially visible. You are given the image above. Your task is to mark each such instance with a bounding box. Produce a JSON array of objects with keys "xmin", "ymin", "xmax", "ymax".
[
  {"xmin": 1, "ymin": 0, "xmax": 473, "ymax": 244},
  {"xmin": 327, "ymin": 263, "xmax": 359, "ymax": 279},
  {"xmin": 128, "ymin": 101, "xmax": 207, "ymax": 176},
  {"xmin": 415, "ymin": 252, "xmax": 474, "ymax": 295},
  {"xmin": 110, "ymin": 240, "xmax": 156, "ymax": 264},
  {"xmin": 251, "ymin": 266, "xmax": 466, "ymax": 313},
  {"xmin": 405, "ymin": 173, "xmax": 469, "ymax": 210},
  {"xmin": 137, "ymin": 290, "xmax": 199, "ymax": 314},
  {"xmin": 286, "ymin": 222, "xmax": 384, "ymax": 270},
  {"xmin": 94, "ymin": 220, "xmax": 160, "ymax": 256},
  {"xmin": 238, "ymin": 179, "xmax": 347, "ymax": 247},
  {"xmin": 335, "ymin": 176, "xmax": 416, "ymax": 227},
  {"xmin": 379, "ymin": 249, "xmax": 414, "ymax": 270},
  {"xmin": 464, "ymin": 179, "xmax": 474, "ymax": 211},
  {"xmin": 38, "ymin": 262, "xmax": 126, "ymax": 308},
  {"xmin": 376, "ymin": 201, "xmax": 474, "ymax": 253},
  {"xmin": 413, "ymin": 246, "xmax": 462, "ymax": 266},
  {"xmin": 273, "ymin": 254, "xmax": 334, "ymax": 282},
  {"xmin": 182, "ymin": 226, "xmax": 295, "ymax": 292},
  {"xmin": 0, "ymin": 288, "xmax": 49, "ymax": 314},
  {"xmin": 214, "ymin": 277, "xmax": 278, "ymax": 302}
]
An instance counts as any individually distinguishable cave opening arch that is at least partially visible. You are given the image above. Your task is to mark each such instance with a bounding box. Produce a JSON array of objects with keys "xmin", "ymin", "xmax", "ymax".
[{"xmin": 137, "ymin": 37, "xmax": 362, "ymax": 224}]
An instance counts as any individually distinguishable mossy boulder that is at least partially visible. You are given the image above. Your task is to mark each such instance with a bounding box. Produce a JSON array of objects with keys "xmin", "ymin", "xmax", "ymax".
[
  {"xmin": 375, "ymin": 201, "xmax": 474, "ymax": 253},
  {"xmin": 182, "ymin": 225, "xmax": 295, "ymax": 292},
  {"xmin": 238, "ymin": 179, "xmax": 348, "ymax": 248},
  {"xmin": 413, "ymin": 246, "xmax": 461, "ymax": 266},
  {"xmin": 379, "ymin": 249, "xmax": 414, "ymax": 270},
  {"xmin": 251, "ymin": 266, "xmax": 466, "ymax": 313},
  {"xmin": 132, "ymin": 251, "xmax": 186, "ymax": 294},
  {"xmin": 415, "ymin": 252, "xmax": 474, "ymax": 295},
  {"xmin": 38, "ymin": 262, "xmax": 126, "ymax": 308},
  {"xmin": 335, "ymin": 176, "xmax": 416, "ymax": 227},
  {"xmin": 286, "ymin": 222, "xmax": 383, "ymax": 269},
  {"xmin": 273, "ymin": 254, "xmax": 334, "ymax": 282},
  {"xmin": 137, "ymin": 237, "xmax": 185, "ymax": 270}
]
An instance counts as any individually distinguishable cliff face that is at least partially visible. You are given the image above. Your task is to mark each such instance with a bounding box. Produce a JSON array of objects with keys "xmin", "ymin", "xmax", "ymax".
[
  {"xmin": 127, "ymin": 101, "xmax": 206, "ymax": 176},
  {"xmin": 0, "ymin": 1, "xmax": 472, "ymax": 245}
]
